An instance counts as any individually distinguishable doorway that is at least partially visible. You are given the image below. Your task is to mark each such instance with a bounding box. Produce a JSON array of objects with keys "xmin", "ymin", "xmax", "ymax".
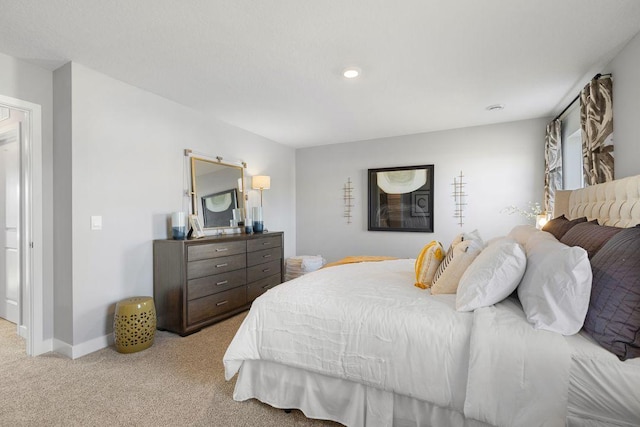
[
  {"xmin": 0, "ymin": 113, "xmax": 21, "ymax": 325},
  {"xmin": 0, "ymin": 95, "xmax": 44, "ymax": 356}
]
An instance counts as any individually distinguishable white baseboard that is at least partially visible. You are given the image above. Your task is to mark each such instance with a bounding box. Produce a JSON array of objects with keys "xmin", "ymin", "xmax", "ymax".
[
  {"xmin": 38, "ymin": 338, "xmax": 54, "ymax": 355},
  {"xmin": 53, "ymin": 333, "xmax": 113, "ymax": 359},
  {"xmin": 52, "ymin": 338, "xmax": 73, "ymax": 358}
]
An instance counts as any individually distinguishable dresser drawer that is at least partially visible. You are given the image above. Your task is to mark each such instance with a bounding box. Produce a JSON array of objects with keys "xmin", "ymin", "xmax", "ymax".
[
  {"xmin": 247, "ymin": 259, "xmax": 281, "ymax": 283},
  {"xmin": 247, "ymin": 246, "xmax": 282, "ymax": 267},
  {"xmin": 187, "ymin": 241, "xmax": 246, "ymax": 261},
  {"xmin": 247, "ymin": 236, "xmax": 281, "ymax": 252},
  {"xmin": 247, "ymin": 274, "xmax": 281, "ymax": 301},
  {"xmin": 187, "ymin": 287, "xmax": 247, "ymax": 325},
  {"xmin": 187, "ymin": 253, "xmax": 246, "ymax": 279},
  {"xmin": 187, "ymin": 269, "xmax": 247, "ymax": 300}
]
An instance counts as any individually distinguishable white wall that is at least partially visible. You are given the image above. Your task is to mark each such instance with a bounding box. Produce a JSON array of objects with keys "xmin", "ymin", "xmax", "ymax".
[
  {"xmin": 52, "ymin": 63, "xmax": 73, "ymax": 344},
  {"xmin": 56, "ymin": 62, "xmax": 296, "ymax": 355},
  {"xmin": 606, "ymin": 30, "xmax": 640, "ymax": 179},
  {"xmin": 296, "ymin": 118, "xmax": 548, "ymax": 263}
]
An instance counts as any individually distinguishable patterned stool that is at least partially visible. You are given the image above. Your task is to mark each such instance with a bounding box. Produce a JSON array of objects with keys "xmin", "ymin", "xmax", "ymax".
[{"xmin": 113, "ymin": 296, "xmax": 156, "ymax": 353}]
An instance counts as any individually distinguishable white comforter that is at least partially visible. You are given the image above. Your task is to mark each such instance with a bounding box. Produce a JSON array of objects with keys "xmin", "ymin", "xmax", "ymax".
[
  {"xmin": 225, "ymin": 259, "xmax": 473, "ymax": 412},
  {"xmin": 223, "ymin": 259, "xmax": 591, "ymax": 426}
]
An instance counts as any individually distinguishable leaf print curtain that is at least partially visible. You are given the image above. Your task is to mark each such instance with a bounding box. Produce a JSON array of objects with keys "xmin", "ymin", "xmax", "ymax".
[
  {"xmin": 580, "ymin": 76, "xmax": 614, "ymax": 185},
  {"xmin": 544, "ymin": 119, "xmax": 562, "ymax": 214}
]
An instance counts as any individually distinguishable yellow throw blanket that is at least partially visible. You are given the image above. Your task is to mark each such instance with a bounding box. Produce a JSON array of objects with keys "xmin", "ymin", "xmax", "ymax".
[{"xmin": 323, "ymin": 255, "xmax": 399, "ymax": 269}]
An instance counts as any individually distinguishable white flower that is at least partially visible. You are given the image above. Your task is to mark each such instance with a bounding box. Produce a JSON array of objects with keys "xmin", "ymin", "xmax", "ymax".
[{"xmin": 500, "ymin": 202, "xmax": 543, "ymax": 220}]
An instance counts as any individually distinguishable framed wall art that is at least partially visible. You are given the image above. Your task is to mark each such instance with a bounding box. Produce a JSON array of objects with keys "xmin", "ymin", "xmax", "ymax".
[
  {"xmin": 201, "ymin": 188, "xmax": 238, "ymax": 228},
  {"xmin": 368, "ymin": 164, "xmax": 434, "ymax": 232}
]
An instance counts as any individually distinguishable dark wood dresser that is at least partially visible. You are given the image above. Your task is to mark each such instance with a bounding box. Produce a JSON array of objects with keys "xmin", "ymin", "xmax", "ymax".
[{"xmin": 153, "ymin": 231, "xmax": 284, "ymax": 336}]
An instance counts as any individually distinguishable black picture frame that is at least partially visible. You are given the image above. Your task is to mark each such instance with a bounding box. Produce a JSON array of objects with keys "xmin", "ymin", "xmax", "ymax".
[
  {"xmin": 201, "ymin": 188, "xmax": 238, "ymax": 228},
  {"xmin": 368, "ymin": 165, "xmax": 434, "ymax": 232}
]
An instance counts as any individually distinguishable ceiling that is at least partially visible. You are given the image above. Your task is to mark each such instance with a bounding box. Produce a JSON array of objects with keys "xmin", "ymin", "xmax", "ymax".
[{"xmin": 1, "ymin": 0, "xmax": 640, "ymax": 148}]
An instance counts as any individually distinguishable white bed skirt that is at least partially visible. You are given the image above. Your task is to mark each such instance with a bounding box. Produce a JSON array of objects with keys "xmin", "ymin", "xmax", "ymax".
[{"xmin": 234, "ymin": 359, "xmax": 492, "ymax": 427}]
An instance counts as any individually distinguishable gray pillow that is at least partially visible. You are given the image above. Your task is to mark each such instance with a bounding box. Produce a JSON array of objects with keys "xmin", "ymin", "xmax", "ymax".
[
  {"xmin": 542, "ymin": 215, "xmax": 587, "ymax": 240},
  {"xmin": 560, "ymin": 221, "xmax": 623, "ymax": 259},
  {"xmin": 584, "ymin": 225, "xmax": 640, "ymax": 360}
]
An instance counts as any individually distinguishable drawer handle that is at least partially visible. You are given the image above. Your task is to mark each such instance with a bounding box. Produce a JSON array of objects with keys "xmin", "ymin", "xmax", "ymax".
[
  {"xmin": 216, "ymin": 248, "xmax": 229, "ymax": 252},
  {"xmin": 216, "ymin": 300, "xmax": 229, "ymax": 306},
  {"xmin": 262, "ymin": 242, "xmax": 270, "ymax": 246},
  {"xmin": 216, "ymin": 263, "xmax": 228, "ymax": 268},
  {"xmin": 263, "ymin": 254, "xmax": 271, "ymax": 258},
  {"xmin": 262, "ymin": 284, "xmax": 274, "ymax": 289},
  {"xmin": 262, "ymin": 268, "xmax": 271, "ymax": 273},
  {"xmin": 216, "ymin": 280, "xmax": 228, "ymax": 286}
]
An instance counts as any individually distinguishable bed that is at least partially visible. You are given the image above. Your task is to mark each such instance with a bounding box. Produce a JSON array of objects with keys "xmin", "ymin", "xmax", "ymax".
[{"xmin": 224, "ymin": 175, "xmax": 640, "ymax": 427}]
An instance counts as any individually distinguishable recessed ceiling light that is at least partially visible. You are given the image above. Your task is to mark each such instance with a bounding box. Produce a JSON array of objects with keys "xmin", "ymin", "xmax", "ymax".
[
  {"xmin": 486, "ymin": 104, "xmax": 505, "ymax": 111},
  {"xmin": 343, "ymin": 68, "xmax": 360, "ymax": 79}
]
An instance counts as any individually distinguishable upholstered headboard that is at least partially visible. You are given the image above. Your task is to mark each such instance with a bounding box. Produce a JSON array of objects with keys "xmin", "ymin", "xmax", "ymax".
[{"xmin": 554, "ymin": 174, "xmax": 640, "ymax": 228}]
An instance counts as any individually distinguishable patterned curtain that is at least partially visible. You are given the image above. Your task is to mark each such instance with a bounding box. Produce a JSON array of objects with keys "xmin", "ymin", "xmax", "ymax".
[
  {"xmin": 580, "ymin": 76, "xmax": 614, "ymax": 185},
  {"xmin": 544, "ymin": 119, "xmax": 562, "ymax": 214}
]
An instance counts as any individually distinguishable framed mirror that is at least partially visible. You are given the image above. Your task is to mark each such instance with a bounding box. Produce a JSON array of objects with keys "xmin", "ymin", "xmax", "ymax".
[
  {"xmin": 368, "ymin": 165, "xmax": 434, "ymax": 232},
  {"xmin": 190, "ymin": 156, "xmax": 245, "ymax": 231}
]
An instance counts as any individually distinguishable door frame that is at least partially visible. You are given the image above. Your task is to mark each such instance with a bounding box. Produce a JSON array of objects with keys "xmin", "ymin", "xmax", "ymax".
[{"xmin": 0, "ymin": 94, "xmax": 44, "ymax": 356}]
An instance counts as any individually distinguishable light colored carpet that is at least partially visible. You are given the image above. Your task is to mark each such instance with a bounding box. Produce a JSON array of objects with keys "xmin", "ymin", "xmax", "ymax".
[{"xmin": 0, "ymin": 314, "xmax": 341, "ymax": 426}]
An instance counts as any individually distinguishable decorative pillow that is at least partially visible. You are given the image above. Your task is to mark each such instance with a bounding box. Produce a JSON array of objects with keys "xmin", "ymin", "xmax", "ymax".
[
  {"xmin": 583, "ymin": 226, "xmax": 640, "ymax": 360},
  {"xmin": 542, "ymin": 214, "xmax": 587, "ymax": 240},
  {"xmin": 456, "ymin": 238, "xmax": 526, "ymax": 311},
  {"xmin": 431, "ymin": 240, "xmax": 483, "ymax": 295},
  {"xmin": 517, "ymin": 236, "xmax": 592, "ymax": 335},
  {"xmin": 448, "ymin": 229, "xmax": 483, "ymax": 253},
  {"xmin": 560, "ymin": 221, "xmax": 623, "ymax": 259},
  {"xmin": 414, "ymin": 241, "xmax": 445, "ymax": 289}
]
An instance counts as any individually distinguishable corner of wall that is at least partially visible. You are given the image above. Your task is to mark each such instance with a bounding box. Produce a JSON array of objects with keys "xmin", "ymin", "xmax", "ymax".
[
  {"xmin": 52, "ymin": 62, "xmax": 74, "ymax": 345},
  {"xmin": 53, "ymin": 334, "xmax": 112, "ymax": 359}
]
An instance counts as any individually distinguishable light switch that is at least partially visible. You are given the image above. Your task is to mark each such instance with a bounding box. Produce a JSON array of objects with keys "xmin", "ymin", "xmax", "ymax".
[{"xmin": 91, "ymin": 215, "xmax": 102, "ymax": 230}]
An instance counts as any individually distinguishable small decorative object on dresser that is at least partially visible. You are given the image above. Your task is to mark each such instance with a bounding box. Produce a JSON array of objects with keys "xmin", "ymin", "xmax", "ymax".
[
  {"xmin": 153, "ymin": 231, "xmax": 284, "ymax": 336},
  {"xmin": 171, "ymin": 211, "xmax": 187, "ymax": 240},
  {"xmin": 252, "ymin": 206, "xmax": 264, "ymax": 233},
  {"xmin": 189, "ymin": 214, "xmax": 205, "ymax": 238}
]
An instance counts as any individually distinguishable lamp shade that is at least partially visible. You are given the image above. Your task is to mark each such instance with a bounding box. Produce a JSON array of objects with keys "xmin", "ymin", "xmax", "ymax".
[{"xmin": 252, "ymin": 175, "xmax": 271, "ymax": 190}]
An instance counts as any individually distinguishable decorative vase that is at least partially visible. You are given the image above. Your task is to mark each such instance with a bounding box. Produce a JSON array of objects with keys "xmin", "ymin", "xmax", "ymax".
[
  {"xmin": 252, "ymin": 207, "xmax": 264, "ymax": 233},
  {"xmin": 233, "ymin": 208, "xmax": 245, "ymax": 227},
  {"xmin": 171, "ymin": 212, "xmax": 186, "ymax": 240}
]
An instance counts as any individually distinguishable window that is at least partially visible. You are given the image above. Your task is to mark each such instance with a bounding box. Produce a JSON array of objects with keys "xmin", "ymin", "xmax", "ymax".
[{"xmin": 560, "ymin": 104, "xmax": 584, "ymax": 190}]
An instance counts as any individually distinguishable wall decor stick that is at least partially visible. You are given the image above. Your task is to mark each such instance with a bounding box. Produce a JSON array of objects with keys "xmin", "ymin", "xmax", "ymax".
[
  {"xmin": 452, "ymin": 171, "xmax": 466, "ymax": 227},
  {"xmin": 343, "ymin": 177, "xmax": 354, "ymax": 224}
]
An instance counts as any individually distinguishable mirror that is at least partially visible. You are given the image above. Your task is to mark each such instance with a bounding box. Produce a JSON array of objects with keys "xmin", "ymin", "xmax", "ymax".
[
  {"xmin": 190, "ymin": 157, "xmax": 245, "ymax": 230},
  {"xmin": 368, "ymin": 164, "xmax": 434, "ymax": 232}
]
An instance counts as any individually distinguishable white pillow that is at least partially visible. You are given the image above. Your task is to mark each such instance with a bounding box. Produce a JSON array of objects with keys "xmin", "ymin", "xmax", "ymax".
[
  {"xmin": 517, "ymin": 236, "xmax": 592, "ymax": 335},
  {"xmin": 456, "ymin": 238, "xmax": 526, "ymax": 311},
  {"xmin": 507, "ymin": 224, "xmax": 539, "ymax": 247},
  {"xmin": 523, "ymin": 229, "xmax": 557, "ymax": 253}
]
